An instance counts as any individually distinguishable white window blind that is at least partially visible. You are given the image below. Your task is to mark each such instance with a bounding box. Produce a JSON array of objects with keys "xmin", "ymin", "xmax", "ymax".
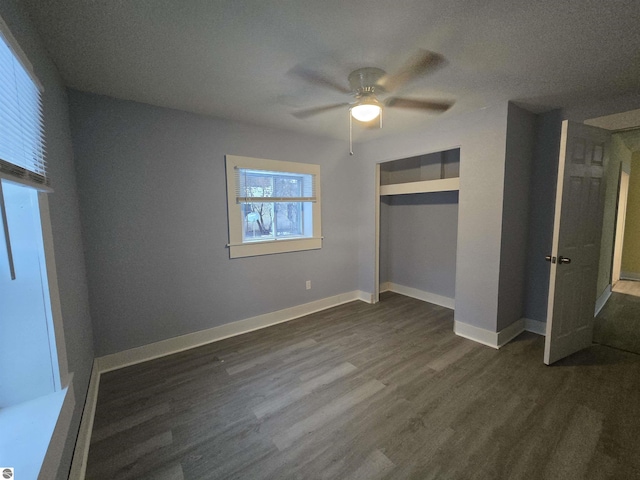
[
  {"xmin": 235, "ymin": 167, "xmax": 317, "ymax": 203},
  {"xmin": 0, "ymin": 25, "xmax": 47, "ymax": 186}
]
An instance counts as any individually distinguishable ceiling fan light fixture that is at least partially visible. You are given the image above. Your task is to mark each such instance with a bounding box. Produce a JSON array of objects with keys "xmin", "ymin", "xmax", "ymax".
[{"xmin": 351, "ymin": 100, "xmax": 382, "ymax": 122}]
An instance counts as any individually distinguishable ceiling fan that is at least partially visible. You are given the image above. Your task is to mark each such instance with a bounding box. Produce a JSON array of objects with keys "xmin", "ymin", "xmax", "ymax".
[{"xmin": 290, "ymin": 50, "xmax": 453, "ymax": 154}]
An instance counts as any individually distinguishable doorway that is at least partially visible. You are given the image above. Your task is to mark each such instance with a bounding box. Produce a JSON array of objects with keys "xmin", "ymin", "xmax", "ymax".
[{"xmin": 592, "ymin": 127, "xmax": 640, "ymax": 354}]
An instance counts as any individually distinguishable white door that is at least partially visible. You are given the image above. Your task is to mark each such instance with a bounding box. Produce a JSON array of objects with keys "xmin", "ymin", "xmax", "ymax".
[{"xmin": 544, "ymin": 121, "xmax": 611, "ymax": 365}]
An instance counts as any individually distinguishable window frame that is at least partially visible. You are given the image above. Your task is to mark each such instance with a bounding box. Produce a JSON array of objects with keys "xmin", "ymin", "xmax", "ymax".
[{"xmin": 225, "ymin": 155, "xmax": 322, "ymax": 258}]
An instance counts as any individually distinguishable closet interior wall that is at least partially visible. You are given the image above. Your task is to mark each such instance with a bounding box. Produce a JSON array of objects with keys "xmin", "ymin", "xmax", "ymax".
[{"xmin": 379, "ymin": 150, "xmax": 460, "ymax": 307}]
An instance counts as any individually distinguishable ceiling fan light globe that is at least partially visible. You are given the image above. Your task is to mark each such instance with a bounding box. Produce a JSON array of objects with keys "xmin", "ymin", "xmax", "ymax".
[{"xmin": 351, "ymin": 104, "xmax": 381, "ymax": 122}]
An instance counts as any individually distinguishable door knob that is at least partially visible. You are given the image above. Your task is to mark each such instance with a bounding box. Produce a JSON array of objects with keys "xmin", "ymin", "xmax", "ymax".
[
  {"xmin": 558, "ymin": 256, "xmax": 571, "ymax": 264},
  {"xmin": 545, "ymin": 255, "xmax": 556, "ymax": 264}
]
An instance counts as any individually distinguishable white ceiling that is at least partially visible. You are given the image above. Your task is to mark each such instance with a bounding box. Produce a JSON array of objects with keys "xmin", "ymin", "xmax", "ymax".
[
  {"xmin": 586, "ymin": 109, "xmax": 640, "ymax": 132},
  {"xmin": 22, "ymin": 0, "xmax": 640, "ymax": 141}
]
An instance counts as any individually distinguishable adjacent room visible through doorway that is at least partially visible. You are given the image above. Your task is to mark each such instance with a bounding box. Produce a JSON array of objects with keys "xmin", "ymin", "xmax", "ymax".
[{"xmin": 594, "ymin": 127, "xmax": 640, "ymax": 355}]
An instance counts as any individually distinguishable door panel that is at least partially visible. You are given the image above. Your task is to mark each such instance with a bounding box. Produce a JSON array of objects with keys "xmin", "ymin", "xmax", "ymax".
[{"xmin": 544, "ymin": 121, "xmax": 611, "ymax": 365}]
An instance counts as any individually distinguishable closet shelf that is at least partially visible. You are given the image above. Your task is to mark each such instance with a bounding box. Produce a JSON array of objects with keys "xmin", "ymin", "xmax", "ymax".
[{"xmin": 380, "ymin": 177, "xmax": 459, "ymax": 196}]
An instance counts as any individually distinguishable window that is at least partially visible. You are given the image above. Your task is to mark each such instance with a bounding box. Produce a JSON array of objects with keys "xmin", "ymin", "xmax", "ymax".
[
  {"xmin": 0, "ymin": 16, "xmax": 73, "ymax": 479},
  {"xmin": 225, "ymin": 155, "xmax": 322, "ymax": 258},
  {"xmin": 0, "ymin": 16, "xmax": 65, "ymax": 407}
]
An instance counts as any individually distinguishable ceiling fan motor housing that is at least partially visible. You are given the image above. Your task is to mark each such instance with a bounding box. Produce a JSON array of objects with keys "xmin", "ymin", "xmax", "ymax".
[{"xmin": 348, "ymin": 67, "xmax": 386, "ymax": 94}]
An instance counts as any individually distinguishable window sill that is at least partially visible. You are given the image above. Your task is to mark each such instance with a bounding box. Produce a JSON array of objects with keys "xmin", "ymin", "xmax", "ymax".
[
  {"xmin": 0, "ymin": 378, "xmax": 74, "ymax": 479},
  {"xmin": 229, "ymin": 236, "xmax": 322, "ymax": 258}
]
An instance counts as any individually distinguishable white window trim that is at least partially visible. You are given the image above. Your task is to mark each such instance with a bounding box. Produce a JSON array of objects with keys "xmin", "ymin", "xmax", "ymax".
[
  {"xmin": 38, "ymin": 191, "xmax": 69, "ymax": 389},
  {"xmin": 225, "ymin": 155, "xmax": 322, "ymax": 258}
]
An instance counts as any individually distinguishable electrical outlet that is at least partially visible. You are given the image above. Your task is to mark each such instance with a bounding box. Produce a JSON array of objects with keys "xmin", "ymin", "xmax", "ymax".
[{"xmin": 306, "ymin": 280, "xmax": 311, "ymax": 290}]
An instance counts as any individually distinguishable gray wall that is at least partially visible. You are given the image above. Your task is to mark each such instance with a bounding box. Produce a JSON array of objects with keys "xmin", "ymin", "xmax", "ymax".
[
  {"xmin": 496, "ymin": 103, "xmax": 536, "ymax": 330},
  {"xmin": 356, "ymin": 102, "xmax": 510, "ymax": 332},
  {"xmin": 380, "ymin": 192, "xmax": 458, "ymax": 299},
  {"xmin": 523, "ymin": 110, "xmax": 562, "ymax": 323},
  {"xmin": 68, "ymin": 91, "xmax": 360, "ymax": 356},
  {"xmin": 0, "ymin": 2, "xmax": 95, "ymax": 478}
]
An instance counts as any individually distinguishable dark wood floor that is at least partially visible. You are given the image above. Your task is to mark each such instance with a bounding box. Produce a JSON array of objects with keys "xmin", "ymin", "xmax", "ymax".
[
  {"xmin": 595, "ymin": 290, "xmax": 640, "ymax": 355},
  {"xmin": 86, "ymin": 293, "xmax": 640, "ymax": 479}
]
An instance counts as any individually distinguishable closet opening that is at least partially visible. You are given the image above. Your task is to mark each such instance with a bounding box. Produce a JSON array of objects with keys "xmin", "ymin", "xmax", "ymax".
[{"xmin": 374, "ymin": 148, "xmax": 460, "ymax": 308}]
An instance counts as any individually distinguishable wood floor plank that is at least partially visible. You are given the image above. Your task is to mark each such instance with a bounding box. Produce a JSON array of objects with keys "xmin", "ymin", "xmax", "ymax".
[
  {"xmin": 271, "ymin": 378, "xmax": 386, "ymax": 450},
  {"xmin": 87, "ymin": 430, "xmax": 173, "ymax": 479},
  {"xmin": 543, "ymin": 404, "xmax": 604, "ymax": 480},
  {"xmin": 139, "ymin": 463, "xmax": 185, "ymax": 480},
  {"xmin": 252, "ymin": 361, "xmax": 357, "ymax": 419},
  {"xmin": 225, "ymin": 338, "xmax": 318, "ymax": 375},
  {"xmin": 86, "ymin": 292, "xmax": 640, "ymax": 479},
  {"xmin": 91, "ymin": 402, "xmax": 171, "ymax": 444},
  {"xmin": 426, "ymin": 339, "xmax": 479, "ymax": 371},
  {"xmin": 341, "ymin": 449, "xmax": 395, "ymax": 480},
  {"xmin": 594, "ymin": 291, "xmax": 640, "ymax": 355}
]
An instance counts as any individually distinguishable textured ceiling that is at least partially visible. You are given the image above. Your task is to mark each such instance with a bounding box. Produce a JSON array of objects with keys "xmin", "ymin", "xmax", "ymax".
[{"xmin": 22, "ymin": 0, "xmax": 640, "ymax": 141}]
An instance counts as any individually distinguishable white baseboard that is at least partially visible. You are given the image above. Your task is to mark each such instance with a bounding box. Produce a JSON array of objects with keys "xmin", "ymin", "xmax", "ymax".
[
  {"xmin": 97, "ymin": 290, "xmax": 366, "ymax": 373},
  {"xmin": 620, "ymin": 271, "xmax": 640, "ymax": 281},
  {"xmin": 454, "ymin": 321, "xmax": 499, "ymax": 348},
  {"xmin": 497, "ymin": 318, "xmax": 525, "ymax": 347},
  {"xmin": 379, "ymin": 281, "xmax": 391, "ymax": 293},
  {"xmin": 523, "ymin": 318, "xmax": 547, "ymax": 336},
  {"xmin": 595, "ymin": 284, "xmax": 612, "ymax": 316},
  {"xmin": 358, "ymin": 290, "xmax": 375, "ymax": 304},
  {"xmin": 68, "ymin": 362, "xmax": 101, "ymax": 480},
  {"xmin": 385, "ymin": 282, "xmax": 455, "ymax": 310},
  {"xmin": 454, "ymin": 318, "xmax": 525, "ymax": 349}
]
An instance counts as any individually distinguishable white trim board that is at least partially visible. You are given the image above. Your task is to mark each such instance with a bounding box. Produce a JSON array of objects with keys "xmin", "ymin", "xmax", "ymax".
[
  {"xmin": 358, "ymin": 291, "xmax": 375, "ymax": 304},
  {"xmin": 384, "ymin": 282, "xmax": 455, "ymax": 310},
  {"xmin": 454, "ymin": 319, "xmax": 525, "ymax": 349},
  {"xmin": 595, "ymin": 285, "xmax": 612, "ymax": 316},
  {"xmin": 379, "ymin": 177, "xmax": 460, "ymax": 196},
  {"xmin": 620, "ymin": 272, "xmax": 640, "ymax": 282},
  {"xmin": 68, "ymin": 362, "xmax": 100, "ymax": 480}
]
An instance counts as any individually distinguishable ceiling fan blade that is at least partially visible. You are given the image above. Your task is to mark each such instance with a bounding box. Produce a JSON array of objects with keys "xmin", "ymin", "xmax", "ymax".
[
  {"xmin": 385, "ymin": 97, "xmax": 453, "ymax": 112},
  {"xmin": 378, "ymin": 50, "xmax": 446, "ymax": 92},
  {"xmin": 292, "ymin": 103, "xmax": 349, "ymax": 119},
  {"xmin": 289, "ymin": 66, "xmax": 352, "ymax": 94}
]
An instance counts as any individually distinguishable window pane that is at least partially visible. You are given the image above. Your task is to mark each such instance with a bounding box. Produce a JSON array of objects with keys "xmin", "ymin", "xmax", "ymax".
[
  {"xmin": 242, "ymin": 202, "xmax": 274, "ymax": 241},
  {"xmin": 275, "ymin": 202, "xmax": 302, "ymax": 237},
  {"xmin": 0, "ymin": 180, "xmax": 56, "ymax": 406},
  {"xmin": 274, "ymin": 175, "xmax": 303, "ymax": 198},
  {"xmin": 243, "ymin": 173, "xmax": 273, "ymax": 199}
]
